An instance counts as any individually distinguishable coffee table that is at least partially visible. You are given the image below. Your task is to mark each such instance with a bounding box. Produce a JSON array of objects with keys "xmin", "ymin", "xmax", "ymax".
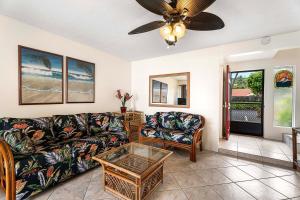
[{"xmin": 92, "ymin": 142, "xmax": 173, "ymax": 200}]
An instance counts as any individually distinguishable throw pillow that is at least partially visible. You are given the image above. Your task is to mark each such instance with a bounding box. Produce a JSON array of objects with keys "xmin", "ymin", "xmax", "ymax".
[
  {"xmin": 158, "ymin": 112, "xmax": 176, "ymax": 129},
  {"xmin": 52, "ymin": 114, "xmax": 88, "ymax": 139},
  {"xmin": 88, "ymin": 113, "xmax": 111, "ymax": 134},
  {"xmin": 145, "ymin": 114, "xmax": 158, "ymax": 129}
]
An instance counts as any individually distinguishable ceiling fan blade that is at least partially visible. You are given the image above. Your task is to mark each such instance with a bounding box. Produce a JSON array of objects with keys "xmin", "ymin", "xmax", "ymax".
[
  {"xmin": 185, "ymin": 12, "xmax": 224, "ymax": 31},
  {"xmin": 136, "ymin": 0, "xmax": 173, "ymax": 15},
  {"xmin": 128, "ymin": 21, "xmax": 166, "ymax": 35},
  {"xmin": 176, "ymin": 0, "xmax": 216, "ymax": 17},
  {"xmin": 169, "ymin": 0, "xmax": 178, "ymax": 8}
]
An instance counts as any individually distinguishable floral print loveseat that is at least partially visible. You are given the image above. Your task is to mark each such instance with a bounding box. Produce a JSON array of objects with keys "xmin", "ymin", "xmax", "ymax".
[
  {"xmin": 0, "ymin": 113, "xmax": 129, "ymax": 200},
  {"xmin": 139, "ymin": 112, "xmax": 205, "ymax": 162}
]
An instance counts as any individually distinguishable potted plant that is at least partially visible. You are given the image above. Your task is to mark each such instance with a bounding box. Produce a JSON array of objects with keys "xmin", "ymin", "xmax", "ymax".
[{"xmin": 115, "ymin": 90, "xmax": 133, "ymax": 113}]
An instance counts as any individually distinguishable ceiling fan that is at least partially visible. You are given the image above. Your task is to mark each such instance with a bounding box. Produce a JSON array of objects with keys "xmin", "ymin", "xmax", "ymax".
[{"xmin": 128, "ymin": 0, "xmax": 225, "ymax": 46}]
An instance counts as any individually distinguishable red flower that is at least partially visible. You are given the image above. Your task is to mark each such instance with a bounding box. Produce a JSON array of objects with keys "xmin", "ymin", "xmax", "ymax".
[
  {"xmin": 124, "ymin": 93, "xmax": 133, "ymax": 101},
  {"xmin": 47, "ymin": 166, "xmax": 54, "ymax": 178},
  {"xmin": 85, "ymin": 154, "xmax": 91, "ymax": 161},
  {"xmin": 115, "ymin": 90, "xmax": 122, "ymax": 100},
  {"xmin": 89, "ymin": 144, "xmax": 98, "ymax": 152},
  {"xmin": 64, "ymin": 126, "xmax": 73, "ymax": 133},
  {"xmin": 32, "ymin": 130, "xmax": 45, "ymax": 141},
  {"xmin": 13, "ymin": 123, "xmax": 28, "ymax": 129},
  {"xmin": 111, "ymin": 136, "xmax": 117, "ymax": 142}
]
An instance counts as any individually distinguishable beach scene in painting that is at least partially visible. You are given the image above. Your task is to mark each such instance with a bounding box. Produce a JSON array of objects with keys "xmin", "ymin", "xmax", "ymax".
[
  {"xmin": 20, "ymin": 47, "xmax": 63, "ymax": 104},
  {"xmin": 67, "ymin": 58, "xmax": 95, "ymax": 102}
]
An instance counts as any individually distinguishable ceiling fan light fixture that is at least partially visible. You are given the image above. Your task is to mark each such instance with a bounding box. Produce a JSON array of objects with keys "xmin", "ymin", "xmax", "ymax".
[
  {"xmin": 130, "ymin": 0, "xmax": 224, "ymax": 47},
  {"xmin": 159, "ymin": 24, "xmax": 173, "ymax": 38},
  {"xmin": 173, "ymin": 22, "xmax": 186, "ymax": 39}
]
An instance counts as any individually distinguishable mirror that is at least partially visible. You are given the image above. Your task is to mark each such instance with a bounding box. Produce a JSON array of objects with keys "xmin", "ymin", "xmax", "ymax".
[{"xmin": 149, "ymin": 72, "xmax": 190, "ymax": 108}]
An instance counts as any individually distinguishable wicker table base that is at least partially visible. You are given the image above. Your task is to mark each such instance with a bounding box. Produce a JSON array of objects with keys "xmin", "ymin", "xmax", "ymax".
[
  {"xmin": 103, "ymin": 162, "xmax": 163, "ymax": 200},
  {"xmin": 93, "ymin": 143, "xmax": 172, "ymax": 200}
]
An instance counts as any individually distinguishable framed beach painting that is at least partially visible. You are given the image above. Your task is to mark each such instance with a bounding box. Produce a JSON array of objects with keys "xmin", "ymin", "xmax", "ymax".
[
  {"xmin": 66, "ymin": 57, "xmax": 95, "ymax": 103},
  {"xmin": 18, "ymin": 46, "xmax": 64, "ymax": 105}
]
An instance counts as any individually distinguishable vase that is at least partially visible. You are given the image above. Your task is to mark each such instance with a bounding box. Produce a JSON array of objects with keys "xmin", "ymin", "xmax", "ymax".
[{"xmin": 120, "ymin": 107, "xmax": 127, "ymax": 113}]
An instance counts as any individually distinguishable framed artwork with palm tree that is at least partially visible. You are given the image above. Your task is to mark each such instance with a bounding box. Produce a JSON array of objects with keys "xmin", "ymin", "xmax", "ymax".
[
  {"xmin": 18, "ymin": 46, "xmax": 64, "ymax": 105},
  {"xmin": 66, "ymin": 57, "xmax": 95, "ymax": 103}
]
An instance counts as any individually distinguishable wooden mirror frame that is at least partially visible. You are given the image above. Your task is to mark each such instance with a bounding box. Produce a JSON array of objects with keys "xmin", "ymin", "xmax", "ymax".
[{"xmin": 149, "ymin": 72, "xmax": 190, "ymax": 108}]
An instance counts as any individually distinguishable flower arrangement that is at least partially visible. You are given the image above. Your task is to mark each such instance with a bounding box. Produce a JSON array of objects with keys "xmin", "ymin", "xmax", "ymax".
[{"xmin": 115, "ymin": 90, "xmax": 133, "ymax": 113}]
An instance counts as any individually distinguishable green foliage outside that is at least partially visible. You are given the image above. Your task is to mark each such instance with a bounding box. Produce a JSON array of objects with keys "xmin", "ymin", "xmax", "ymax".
[
  {"xmin": 233, "ymin": 75, "xmax": 248, "ymax": 89},
  {"xmin": 274, "ymin": 91, "xmax": 293, "ymax": 127},
  {"xmin": 247, "ymin": 72, "xmax": 263, "ymax": 96},
  {"xmin": 231, "ymin": 103, "xmax": 261, "ymax": 111}
]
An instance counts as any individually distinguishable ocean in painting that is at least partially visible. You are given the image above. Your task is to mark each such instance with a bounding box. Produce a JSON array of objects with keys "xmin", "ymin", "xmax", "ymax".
[
  {"xmin": 21, "ymin": 47, "xmax": 63, "ymax": 104},
  {"xmin": 67, "ymin": 58, "xmax": 95, "ymax": 102}
]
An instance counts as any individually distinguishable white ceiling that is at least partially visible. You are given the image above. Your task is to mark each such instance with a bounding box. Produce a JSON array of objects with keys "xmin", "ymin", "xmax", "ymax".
[{"xmin": 0, "ymin": 0, "xmax": 300, "ymax": 61}]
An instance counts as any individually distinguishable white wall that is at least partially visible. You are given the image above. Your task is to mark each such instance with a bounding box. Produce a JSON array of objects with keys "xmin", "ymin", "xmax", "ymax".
[
  {"xmin": 229, "ymin": 48, "xmax": 300, "ymax": 140},
  {"xmin": 131, "ymin": 48, "xmax": 224, "ymax": 151},
  {"xmin": 0, "ymin": 15, "xmax": 131, "ymax": 118}
]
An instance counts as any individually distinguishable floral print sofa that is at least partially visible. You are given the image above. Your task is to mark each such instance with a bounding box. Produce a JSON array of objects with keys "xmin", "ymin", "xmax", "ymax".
[
  {"xmin": 0, "ymin": 113, "xmax": 129, "ymax": 200},
  {"xmin": 139, "ymin": 112, "xmax": 205, "ymax": 162}
]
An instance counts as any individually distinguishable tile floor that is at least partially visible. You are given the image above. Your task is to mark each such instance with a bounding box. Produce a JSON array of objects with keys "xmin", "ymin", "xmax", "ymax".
[
  {"xmin": 219, "ymin": 134, "xmax": 294, "ymax": 167},
  {"xmin": 1, "ymin": 149, "xmax": 300, "ymax": 200}
]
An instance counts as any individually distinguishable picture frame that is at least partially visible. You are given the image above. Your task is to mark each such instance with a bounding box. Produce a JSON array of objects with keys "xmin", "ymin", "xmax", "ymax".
[
  {"xmin": 66, "ymin": 57, "xmax": 95, "ymax": 103},
  {"xmin": 18, "ymin": 45, "xmax": 64, "ymax": 105}
]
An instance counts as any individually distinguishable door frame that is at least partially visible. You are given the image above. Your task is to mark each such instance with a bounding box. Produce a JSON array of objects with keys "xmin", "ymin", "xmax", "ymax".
[{"xmin": 230, "ymin": 69, "xmax": 265, "ymax": 137}]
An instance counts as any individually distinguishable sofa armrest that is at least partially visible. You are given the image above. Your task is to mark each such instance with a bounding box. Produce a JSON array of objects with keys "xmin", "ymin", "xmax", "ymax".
[
  {"xmin": 0, "ymin": 139, "xmax": 16, "ymax": 200},
  {"xmin": 192, "ymin": 127, "xmax": 205, "ymax": 143}
]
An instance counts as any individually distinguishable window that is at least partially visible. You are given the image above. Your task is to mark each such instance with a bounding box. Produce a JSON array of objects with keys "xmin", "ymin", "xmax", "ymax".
[{"xmin": 273, "ymin": 66, "xmax": 294, "ymax": 127}]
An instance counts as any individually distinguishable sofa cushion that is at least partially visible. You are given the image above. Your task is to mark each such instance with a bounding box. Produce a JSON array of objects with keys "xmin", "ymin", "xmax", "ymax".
[
  {"xmin": 24, "ymin": 142, "xmax": 73, "ymax": 167},
  {"xmin": 13, "ymin": 141, "xmax": 74, "ymax": 199},
  {"xmin": 52, "ymin": 114, "xmax": 88, "ymax": 139},
  {"xmin": 71, "ymin": 131, "xmax": 128, "ymax": 173},
  {"xmin": 158, "ymin": 112, "xmax": 176, "ymax": 129},
  {"xmin": 176, "ymin": 112, "xmax": 202, "ymax": 134},
  {"xmin": 1, "ymin": 130, "xmax": 35, "ymax": 154},
  {"xmin": 145, "ymin": 114, "xmax": 158, "ymax": 129},
  {"xmin": 141, "ymin": 128, "xmax": 163, "ymax": 139},
  {"xmin": 0, "ymin": 117, "xmax": 54, "ymax": 145},
  {"xmin": 71, "ymin": 140, "xmax": 104, "ymax": 173},
  {"xmin": 161, "ymin": 129, "xmax": 193, "ymax": 145},
  {"xmin": 108, "ymin": 115, "xmax": 124, "ymax": 132},
  {"xmin": 88, "ymin": 113, "xmax": 111, "ymax": 135}
]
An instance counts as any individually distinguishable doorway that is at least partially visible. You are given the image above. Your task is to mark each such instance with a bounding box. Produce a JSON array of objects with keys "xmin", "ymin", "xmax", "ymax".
[{"xmin": 230, "ymin": 70, "xmax": 264, "ymax": 137}]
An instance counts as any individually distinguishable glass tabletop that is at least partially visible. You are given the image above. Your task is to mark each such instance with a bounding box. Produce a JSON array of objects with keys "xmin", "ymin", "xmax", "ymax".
[{"xmin": 93, "ymin": 143, "xmax": 172, "ymax": 176}]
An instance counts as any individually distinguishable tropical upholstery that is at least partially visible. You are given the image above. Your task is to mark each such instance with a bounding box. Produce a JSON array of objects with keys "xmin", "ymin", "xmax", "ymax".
[
  {"xmin": 0, "ymin": 112, "xmax": 129, "ymax": 200},
  {"xmin": 157, "ymin": 112, "xmax": 177, "ymax": 129},
  {"xmin": 88, "ymin": 113, "xmax": 111, "ymax": 135},
  {"xmin": 108, "ymin": 115, "xmax": 124, "ymax": 132},
  {"xmin": 0, "ymin": 117, "xmax": 54, "ymax": 154},
  {"xmin": 52, "ymin": 114, "xmax": 89, "ymax": 139},
  {"xmin": 176, "ymin": 112, "xmax": 202, "ymax": 135},
  {"xmin": 141, "ymin": 128, "xmax": 163, "ymax": 139},
  {"xmin": 161, "ymin": 129, "xmax": 193, "ymax": 145},
  {"xmin": 143, "ymin": 112, "xmax": 203, "ymax": 144},
  {"xmin": 145, "ymin": 114, "xmax": 158, "ymax": 129}
]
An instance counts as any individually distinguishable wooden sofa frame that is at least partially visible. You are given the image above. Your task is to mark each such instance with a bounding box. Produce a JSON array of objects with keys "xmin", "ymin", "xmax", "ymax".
[
  {"xmin": 0, "ymin": 122, "xmax": 130, "ymax": 200},
  {"xmin": 0, "ymin": 139, "xmax": 16, "ymax": 200},
  {"xmin": 138, "ymin": 117, "xmax": 205, "ymax": 162}
]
